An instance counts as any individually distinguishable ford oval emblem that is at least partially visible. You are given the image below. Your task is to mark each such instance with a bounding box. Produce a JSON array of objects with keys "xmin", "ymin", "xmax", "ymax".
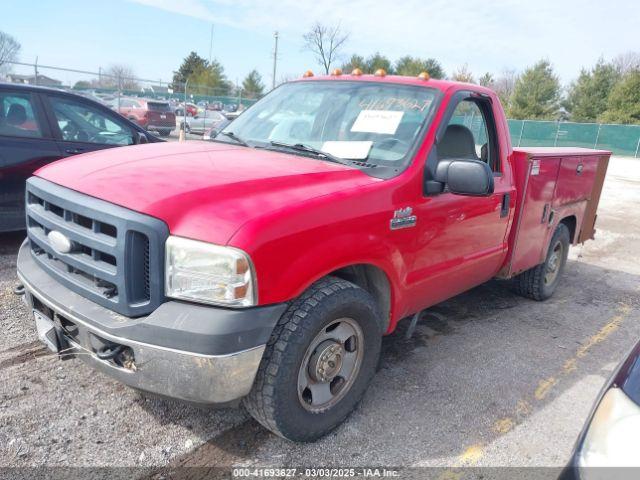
[{"xmin": 48, "ymin": 230, "xmax": 73, "ymax": 254}]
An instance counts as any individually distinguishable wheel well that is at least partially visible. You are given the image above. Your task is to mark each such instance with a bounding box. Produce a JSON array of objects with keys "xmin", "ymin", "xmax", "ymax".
[
  {"xmin": 329, "ymin": 264, "xmax": 391, "ymax": 332},
  {"xmin": 560, "ymin": 215, "xmax": 577, "ymax": 242}
]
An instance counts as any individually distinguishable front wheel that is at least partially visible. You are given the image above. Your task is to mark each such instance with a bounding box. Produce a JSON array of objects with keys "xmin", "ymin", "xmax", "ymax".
[
  {"xmin": 243, "ymin": 277, "xmax": 382, "ymax": 442},
  {"xmin": 513, "ymin": 223, "xmax": 571, "ymax": 301}
]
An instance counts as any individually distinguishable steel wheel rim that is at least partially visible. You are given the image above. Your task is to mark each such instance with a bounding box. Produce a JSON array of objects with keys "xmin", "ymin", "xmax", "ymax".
[
  {"xmin": 297, "ymin": 317, "xmax": 364, "ymax": 413},
  {"xmin": 545, "ymin": 240, "xmax": 564, "ymax": 285}
]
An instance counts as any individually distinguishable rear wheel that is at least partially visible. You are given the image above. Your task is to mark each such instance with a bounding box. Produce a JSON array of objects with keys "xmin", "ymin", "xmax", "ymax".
[
  {"xmin": 513, "ymin": 223, "xmax": 571, "ymax": 301},
  {"xmin": 243, "ymin": 276, "xmax": 382, "ymax": 442},
  {"xmin": 157, "ymin": 129, "xmax": 172, "ymax": 137}
]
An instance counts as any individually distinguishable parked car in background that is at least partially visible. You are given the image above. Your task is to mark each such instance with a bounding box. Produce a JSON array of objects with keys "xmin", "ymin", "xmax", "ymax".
[
  {"xmin": 0, "ymin": 83, "xmax": 162, "ymax": 232},
  {"xmin": 114, "ymin": 98, "xmax": 175, "ymax": 136},
  {"xmin": 179, "ymin": 110, "xmax": 227, "ymax": 135},
  {"xmin": 202, "ymin": 117, "xmax": 231, "ymax": 139},
  {"xmin": 208, "ymin": 101, "xmax": 223, "ymax": 111},
  {"xmin": 561, "ymin": 339, "xmax": 640, "ymax": 478}
]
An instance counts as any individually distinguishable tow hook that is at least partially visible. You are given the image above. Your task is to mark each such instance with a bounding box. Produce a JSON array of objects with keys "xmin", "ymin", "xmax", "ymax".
[
  {"xmin": 96, "ymin": 344, "xmax": 125, "ymax": 360},
  {"xmin": 13, "ymin": 283, "xmax": 25, "ymax": 296},
  {"xmin": 95, "ymin": 344, "xmax": 137, "ymax": 371}
]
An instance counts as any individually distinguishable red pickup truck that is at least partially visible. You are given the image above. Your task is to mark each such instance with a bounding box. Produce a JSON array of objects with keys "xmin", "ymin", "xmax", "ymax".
[{"xmin": 16, "ymin": 71, "xmax": 609, "ymax": 442}]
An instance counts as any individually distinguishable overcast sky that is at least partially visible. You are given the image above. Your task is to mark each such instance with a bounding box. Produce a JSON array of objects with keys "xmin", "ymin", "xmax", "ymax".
[{"xmin": 4, "ymin": 0, "xmax": 639, "ymax": 87}]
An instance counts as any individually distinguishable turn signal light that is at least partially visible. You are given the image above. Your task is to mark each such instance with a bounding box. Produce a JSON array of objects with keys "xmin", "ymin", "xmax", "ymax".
[
  {"xmin": 302, "ymin": 70, "xmax": 314, "ymax": 78},
  {"xmin": 418, "ymin": 71, "xmax": 430, "ymax": 80},
  {"xmin": 331, "ymin": 68, "xmax": 343, "ymax": 76},
  {"xmin": 351, "ymin": 68, "xmax": 363, "ymax": 76},
  {"xmin": 374, "ymin": 69, "xmax": 386, "ymax": 77}
]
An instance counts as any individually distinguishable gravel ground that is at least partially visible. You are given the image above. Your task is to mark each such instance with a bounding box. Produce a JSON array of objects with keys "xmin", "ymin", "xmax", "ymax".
[{"xmin": 0, "ymin": 156, "xmax": 639, "ymax": 475}]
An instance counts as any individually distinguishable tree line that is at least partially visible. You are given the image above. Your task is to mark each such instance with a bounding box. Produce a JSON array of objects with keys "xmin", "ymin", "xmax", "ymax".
[
  {"xmin": 302, "ymin": 22, "xmax": 640, "ymax": 125},
  {"xmin": 171, "ymin": 51, "xmax": 265, "ymax": 99}
]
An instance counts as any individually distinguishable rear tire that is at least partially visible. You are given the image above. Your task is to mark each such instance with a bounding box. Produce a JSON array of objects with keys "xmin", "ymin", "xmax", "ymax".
[
  {"xmin": 243, "ymin": 276, "xmax": 382, "ymax": 442},
  {"xmin": 157, "ymin": 129, "xmax": 172, "ymax": 137},
  {"xmin": 512, "ymin": 223, "xmax": 571, "ymax": 301}
]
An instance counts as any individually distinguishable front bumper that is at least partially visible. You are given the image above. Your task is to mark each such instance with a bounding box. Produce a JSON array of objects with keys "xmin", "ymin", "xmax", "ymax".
[{"xmin": 17, "ymin": 240, "xmax": 287, "ymax": 404}]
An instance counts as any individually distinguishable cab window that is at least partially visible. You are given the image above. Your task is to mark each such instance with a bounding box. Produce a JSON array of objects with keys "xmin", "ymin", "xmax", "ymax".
[{"xmin": 438, "ymin": 97, "xmax": 500, "ymax": 172}]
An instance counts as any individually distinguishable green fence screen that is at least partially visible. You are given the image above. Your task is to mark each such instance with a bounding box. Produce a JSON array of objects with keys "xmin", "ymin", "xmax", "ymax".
[{"xmin": 507, "ymin": 119, "xmax": 640, "ymax": 157}]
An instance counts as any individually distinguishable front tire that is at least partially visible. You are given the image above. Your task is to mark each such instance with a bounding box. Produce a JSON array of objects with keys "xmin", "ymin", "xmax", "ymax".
[
  {"xmin": 513, "ymin": 223, "xmax": 571, "ymax": 301},
  {"xmin": 243, "ymin": 277, "xmax": 382, "ymax": 442}
]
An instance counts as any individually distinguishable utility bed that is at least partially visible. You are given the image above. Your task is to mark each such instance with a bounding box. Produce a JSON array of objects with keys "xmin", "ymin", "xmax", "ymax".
[{"xmin": 500, "ymin": 147, "xmax": 610, "ymax": 278}]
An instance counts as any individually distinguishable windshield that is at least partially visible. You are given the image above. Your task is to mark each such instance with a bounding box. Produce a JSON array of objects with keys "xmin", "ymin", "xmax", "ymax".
[{"xmin": 221, "ymin": 81, "xmax": 438, "ymax": 169}]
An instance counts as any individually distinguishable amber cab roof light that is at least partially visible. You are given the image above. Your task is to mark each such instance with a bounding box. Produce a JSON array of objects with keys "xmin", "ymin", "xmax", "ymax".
[
  {"xmin": 302, "ymin": 70, "xmax": 314, "ymax": 78},
  {"xmin": 351, "ymin": 68, "xmax": 363, "ymax": 76},
  {"xmin": 418, "ymin": 71, "xmax": 430, "ymax": 80}
]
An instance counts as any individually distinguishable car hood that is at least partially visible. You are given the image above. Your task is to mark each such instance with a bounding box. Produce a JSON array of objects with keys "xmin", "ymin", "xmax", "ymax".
[{"xmin": 36, "ymin": 142, "xmax": 379, "ymax": 244}]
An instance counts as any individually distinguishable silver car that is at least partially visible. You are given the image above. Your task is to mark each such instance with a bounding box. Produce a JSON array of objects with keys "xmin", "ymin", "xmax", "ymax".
[{"xmin": 180, "ymin": 110, "xmax": 227, "ymax": 135}]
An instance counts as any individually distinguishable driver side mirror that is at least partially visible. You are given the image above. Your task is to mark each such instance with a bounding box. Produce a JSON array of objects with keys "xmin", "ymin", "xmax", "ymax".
[{"xmin": 434, "ymin": 159, "xmax": 494, "ymax": 196}]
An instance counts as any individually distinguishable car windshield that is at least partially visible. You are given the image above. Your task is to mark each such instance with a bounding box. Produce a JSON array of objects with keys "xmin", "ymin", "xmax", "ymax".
[{"xmin": 220, "ymin": 80, "xmax": 438, "ymax": 168}]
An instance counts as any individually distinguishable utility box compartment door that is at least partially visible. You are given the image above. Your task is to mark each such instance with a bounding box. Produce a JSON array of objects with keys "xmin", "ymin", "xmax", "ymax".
[
  {"xmin": 508, "ymin": 156, "xmax": 561, "ymax": 276},
  {"xmin": 553, "ymin": 156, "xmax": 598, "ymax": 207}
]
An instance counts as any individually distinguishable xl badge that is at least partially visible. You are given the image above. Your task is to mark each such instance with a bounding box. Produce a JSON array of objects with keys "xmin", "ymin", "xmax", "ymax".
[{"xmin": 390, "ymin": 207, "xmax": 417, "ymax": 230}]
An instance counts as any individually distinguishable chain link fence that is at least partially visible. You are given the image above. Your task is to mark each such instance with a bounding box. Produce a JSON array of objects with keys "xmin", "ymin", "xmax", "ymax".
[
  {"xmin": 1, "ymin": 61, "xmax": 260, "ymax": 110},
  {"xmin": 2, "ymin": 61, "xmax": 640, "ymax": 155}
]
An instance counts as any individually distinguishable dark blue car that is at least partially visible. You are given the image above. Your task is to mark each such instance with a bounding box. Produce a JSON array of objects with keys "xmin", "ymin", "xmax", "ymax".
[{"xmin": 0, "ymin": 83, "xmax": 162, "ymax": 232}]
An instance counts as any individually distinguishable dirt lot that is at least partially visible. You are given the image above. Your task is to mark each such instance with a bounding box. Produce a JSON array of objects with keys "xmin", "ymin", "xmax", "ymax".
[{"xmin": 1, "ymin": 156, "xmax": 639, "ymax": 474}]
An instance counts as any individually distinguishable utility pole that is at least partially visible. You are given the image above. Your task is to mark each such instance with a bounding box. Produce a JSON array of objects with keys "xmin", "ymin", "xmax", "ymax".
[
  {"xmin": 209, "ymin": 24, "xmax": 214, "ymax": 64},
  {"xmin": 98, "ymin": 67, "xmax": 102, "ymax": 86},
  {"xmin": 272, "ymin": 31, "xmax": 279, "ymax": 90},
  {"xmin": 34, "ymin": 57, "xmax": 38, "ymax": 86}
]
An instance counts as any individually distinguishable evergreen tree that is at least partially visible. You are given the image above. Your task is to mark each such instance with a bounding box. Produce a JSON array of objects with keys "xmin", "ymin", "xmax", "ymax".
[
  {"xmin": 601, "ymin": 70, "xmax": 640, "ymax": 124},
  {"xmin": 242, "ymin": 69, "xmax": 265, "ymax": 98},
  {"xmin": 395, "ymin": 56, "xmax": 444, "ymax": 78},
  {"xmin": 566, "ymin": 60, "xmax": 620, "ymax": 122},
  {"xmin": 509, "ymin": 60, "xmax": 561, "ymax": 120}
]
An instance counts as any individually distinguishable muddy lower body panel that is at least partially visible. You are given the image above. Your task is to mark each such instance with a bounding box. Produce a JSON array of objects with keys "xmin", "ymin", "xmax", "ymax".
[{"xmin": 16, "ymin": 239, "xmax": 287, "ymax": 404}]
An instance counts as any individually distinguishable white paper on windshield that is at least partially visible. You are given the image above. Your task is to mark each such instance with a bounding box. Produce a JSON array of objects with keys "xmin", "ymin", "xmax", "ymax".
[
  {"xmin": 321, "ymin": 141, "xmax": 373, "ymax": 160},
  {"xmin": 351, "ymin": 110, "xmax": 404, "ymax": 135}
]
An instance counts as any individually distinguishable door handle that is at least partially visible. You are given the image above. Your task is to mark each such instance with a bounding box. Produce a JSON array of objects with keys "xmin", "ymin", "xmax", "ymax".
[
  {"xmin": 65, "ymin": 147, "xmax": 85, "ymax": 155},
  {"xmin": 500, "ymin": 193, "xmax": 510, "ymax": 218}
]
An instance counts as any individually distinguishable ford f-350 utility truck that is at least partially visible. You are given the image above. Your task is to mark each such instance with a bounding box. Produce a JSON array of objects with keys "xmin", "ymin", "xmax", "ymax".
[{"xmin": 16, "ymin": 70, "xmax": 610, "ymax": 442}]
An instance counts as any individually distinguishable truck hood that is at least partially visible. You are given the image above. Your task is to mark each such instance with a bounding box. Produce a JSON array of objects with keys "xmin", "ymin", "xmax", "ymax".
[{"xmin": 36, "ymin": 142, "xmax": 379, "ymax": 244}]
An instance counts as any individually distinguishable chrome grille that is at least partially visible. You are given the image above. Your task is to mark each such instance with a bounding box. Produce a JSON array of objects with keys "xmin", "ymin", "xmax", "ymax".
[{"xmin": 25, "ymin": 177, "xmax": 169, "ymax": 317}]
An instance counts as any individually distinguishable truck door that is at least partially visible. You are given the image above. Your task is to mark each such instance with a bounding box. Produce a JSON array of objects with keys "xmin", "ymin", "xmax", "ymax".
[{"xmin": 407, "ymin": 93, "xmax": 512, "ymax": 312}]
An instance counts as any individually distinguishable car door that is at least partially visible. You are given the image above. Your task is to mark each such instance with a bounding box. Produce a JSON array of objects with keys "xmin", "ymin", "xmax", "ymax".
[
  {"xmin": 42, "ymin": 93, "xmax": 137, "ymax": 157},
  {"xmin": 0, "ymin": 88, "xmax": 62, "ymax": 232},
  {"xmin": 406, "ymin": 92, "xmax": 512, "ymax": 312}
]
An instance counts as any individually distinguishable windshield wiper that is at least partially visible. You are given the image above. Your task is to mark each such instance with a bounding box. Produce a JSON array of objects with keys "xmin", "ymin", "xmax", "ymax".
[
  {"xmin": 217, "ymin": 131, "xmax": 250, "ymax": 147},
  {"xmin": 269, "ymin": 141, "xmax": 353, "ymax": 166}
]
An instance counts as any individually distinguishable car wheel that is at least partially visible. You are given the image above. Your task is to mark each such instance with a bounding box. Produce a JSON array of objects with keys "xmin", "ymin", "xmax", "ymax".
[
  {"xmin": 243, "ymin": 276, "xmax": 382, "ymax": 442},
  {"xmin": 513, "ymin": 223, "xmax": 571, "ymax": 301},
  {"xmin": 157, "ymin": 129, "xmax": 171, "ymax": 137}
]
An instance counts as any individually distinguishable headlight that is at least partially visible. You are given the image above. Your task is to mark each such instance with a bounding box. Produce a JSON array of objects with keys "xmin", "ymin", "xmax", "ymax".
[
  {"xmin": 165, "ymin": 236, "xmax": 256, "ymax": 307},
  {"xmin": 578, "ymin": 387, "xmax": 640, "ymax": 476}
]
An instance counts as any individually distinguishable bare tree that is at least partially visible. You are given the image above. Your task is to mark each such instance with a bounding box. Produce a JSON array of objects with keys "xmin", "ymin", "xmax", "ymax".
[
  {"xmin": 0, "ymin": 31, "xmax": 21, "ymax": 74},
  {"xmin": 493, "ymin": 69, "xmax": 518, "ymax": 110},
  {"xmin": 302, "ymin": 22, "xmax": 349, "ymax": 74},
  {"xmin": 451, "ymin": 64, "xmax": 475, "ymax": 83},
  {"xmin": 105, "ymin": 64, "xmax": 139, "ymax": 90},
  {"xmin": 613, "ymin": 51, "xmax": 640, "ymax": 74}
]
